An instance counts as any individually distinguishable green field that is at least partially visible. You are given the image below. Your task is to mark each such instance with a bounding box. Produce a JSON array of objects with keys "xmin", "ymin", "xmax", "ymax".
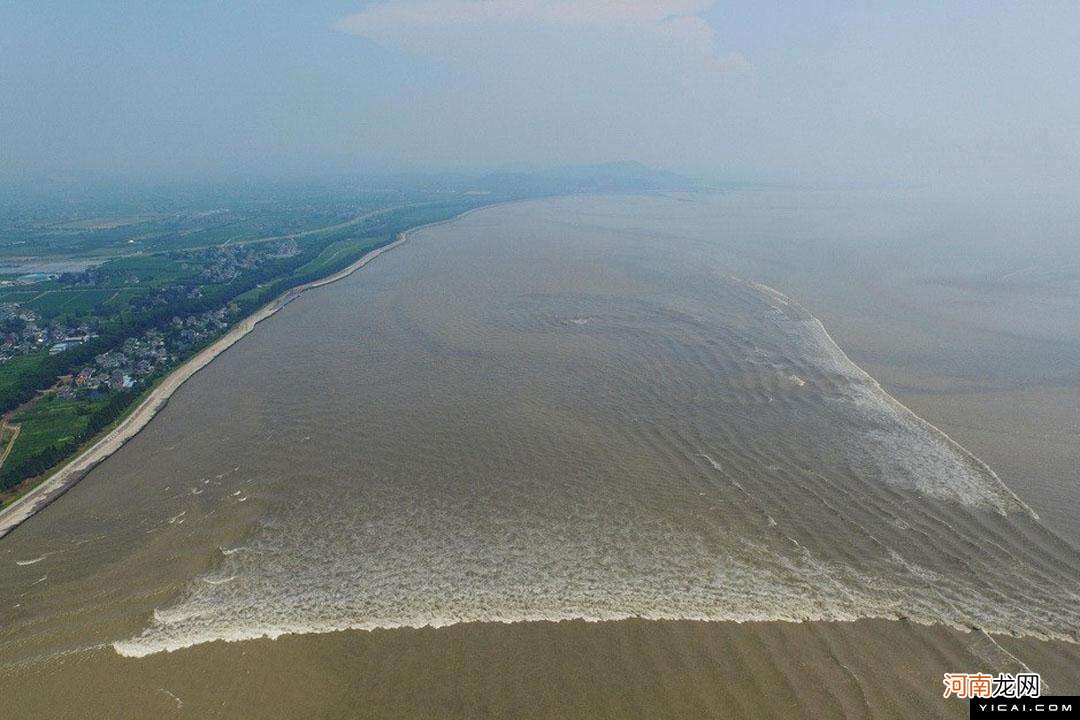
[
  {"xmin": 0, "ymin": 288, "xmax": 43, "ymax": 304},
  {"xmin": 25, "ymin": 288, "xmax": 113, "ymax": 321},
  {"xmin": 95, "ymin": 254, "xmax": 200, "ymax": 286},
  {"xmin": 0, "ymin": 352, "xmax": 51, "ymax": 402},
  {"xmin": 0, "ymin": 253, "xmax": 199, "ymax": 324},
  {"xmin": 96, "ymin": 287, "xmax": 145, "ymax": 313},
  {"xmin": 294, "ymin": 237, "xmax": 378, "ymax": 277},
  {"xmin": 0, "ymin": 394, "xmax": 110, "ymax": 491}
]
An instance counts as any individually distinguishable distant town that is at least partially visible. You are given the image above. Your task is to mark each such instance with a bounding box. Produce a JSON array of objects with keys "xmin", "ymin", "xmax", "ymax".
[{"xmin": 0, "ymin": 240, "xmax": 296, "ymax": 405}]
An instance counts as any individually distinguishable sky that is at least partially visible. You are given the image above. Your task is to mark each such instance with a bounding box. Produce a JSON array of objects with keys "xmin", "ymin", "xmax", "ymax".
[{"xmin": 2, "ymin": 1, "xmax": 1079, "ymax": 195}]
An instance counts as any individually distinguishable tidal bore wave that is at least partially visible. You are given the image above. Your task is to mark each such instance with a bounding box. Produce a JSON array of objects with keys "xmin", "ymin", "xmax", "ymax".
[{"xmin": 114, "ymin": 270, "xmax": 1080, "ymax": 657}]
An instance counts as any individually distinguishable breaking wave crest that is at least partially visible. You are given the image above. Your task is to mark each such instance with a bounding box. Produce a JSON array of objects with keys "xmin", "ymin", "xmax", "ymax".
[{"xmin": 114, "ymin": 225, "xmax": 1080, "ymax": 657}]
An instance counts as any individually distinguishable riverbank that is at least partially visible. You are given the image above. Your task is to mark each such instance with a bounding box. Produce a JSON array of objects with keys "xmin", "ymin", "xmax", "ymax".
[{"xmin": 0, "ymin": 215, "xmax": 438, "ymax": 539}]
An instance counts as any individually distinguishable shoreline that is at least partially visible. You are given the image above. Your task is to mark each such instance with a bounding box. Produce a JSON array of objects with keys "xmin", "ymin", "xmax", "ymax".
[{"xmin": 0, "ymin": 207, "xmax": 483, "ymax": 540}]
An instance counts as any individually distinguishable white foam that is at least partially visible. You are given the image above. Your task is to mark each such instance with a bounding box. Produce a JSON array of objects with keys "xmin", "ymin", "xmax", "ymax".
[
  {"xmin": 202, "ymin": 575, "xmax": 236, "ymax": 586},
  {"xmin": 110, "ymin": 273, "xmax": 1078, "ymax": 659},
  {"xmin": 15, "ymin": 556, "xmax": 46, "ymax": 566},
  {"xmin": 698, "ymin": 453, "xmax": 722, "ymax": 471}
]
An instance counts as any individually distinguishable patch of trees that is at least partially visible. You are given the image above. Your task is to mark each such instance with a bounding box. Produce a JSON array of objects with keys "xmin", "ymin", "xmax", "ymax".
[
  {"xmin": 0, "ymin": 316, "xmax": 27, "ymax": 335},
  {"xmin": 0, "ymin": 439, "xmax": 76, "ymax": 491},
  {"xmin": 0, "ymin": 392, "xmax": 134, "ymax": 491}
]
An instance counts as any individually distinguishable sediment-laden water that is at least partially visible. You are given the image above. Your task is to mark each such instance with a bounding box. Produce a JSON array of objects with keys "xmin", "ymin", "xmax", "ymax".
[{"xmin": 2, "ymin": 195, "xmax": 1079, "ymax": 716}]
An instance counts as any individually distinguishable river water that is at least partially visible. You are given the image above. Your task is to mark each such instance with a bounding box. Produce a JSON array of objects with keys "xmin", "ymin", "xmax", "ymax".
[{"xmin": 2, "ymin": 194, "xmax": 1078, "ymax": 718}]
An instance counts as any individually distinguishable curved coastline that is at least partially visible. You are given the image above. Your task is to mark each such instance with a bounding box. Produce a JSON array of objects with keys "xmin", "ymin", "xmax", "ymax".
[{"xmin": 0, "ymin": 206, "xmax": 487, "ymax": 540}]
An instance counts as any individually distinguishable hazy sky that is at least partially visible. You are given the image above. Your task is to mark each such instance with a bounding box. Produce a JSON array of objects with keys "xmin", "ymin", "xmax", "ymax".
[{"xmin": 2, "ymin": 1, "xmax": 1078, "ymax": 193}]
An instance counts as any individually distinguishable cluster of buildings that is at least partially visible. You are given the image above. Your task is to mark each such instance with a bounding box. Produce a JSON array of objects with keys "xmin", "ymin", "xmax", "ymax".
[
  {"xmin": 3, "ymin": 238, "xmax": 293, "ymax": 402},
  {"xmin": 196, "ymin": 239, "xmax": 298, "ymax": 283},
  {"xmin": 170, "ymin": 307, "xmax": 232, "ymax": 352},
  {"xmin": 56, "ymin": 330, "xmax": 173, "ymax": 399},
  {"xmin": 0, "ymin": 304, "xmax": 95, "ymax": 363},
  {"xmin": 52, "ymin": 305, "xmax": 236, "ymax": 400},
  {"xmin": 197, "ymin": 245, "xmax": 265, "ymax": 283},
  {"xmin": 56, "ymin": 306, "xmax": 234, "ymax": 399}
]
